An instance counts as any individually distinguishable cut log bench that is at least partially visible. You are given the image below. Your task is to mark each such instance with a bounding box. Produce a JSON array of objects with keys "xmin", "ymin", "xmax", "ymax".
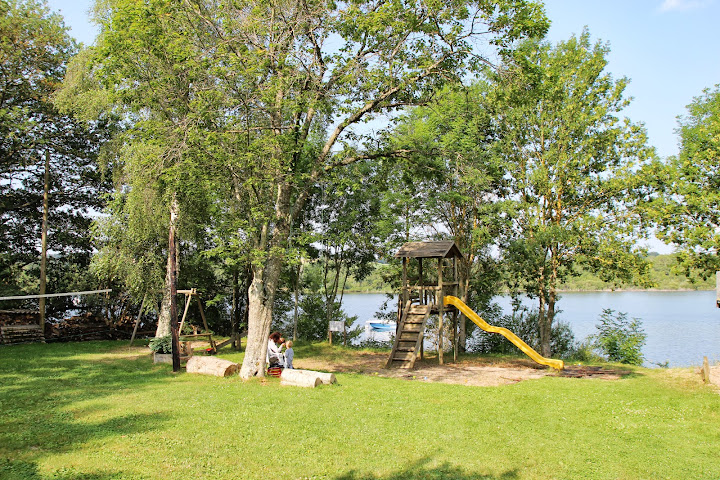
[
  {"xmin": 280, "ymin": 369, "xmax": 337, "ymax": 388},
  {"xmin": 186, "ymin": 356, "xmax": 239, "ymax": 377}
]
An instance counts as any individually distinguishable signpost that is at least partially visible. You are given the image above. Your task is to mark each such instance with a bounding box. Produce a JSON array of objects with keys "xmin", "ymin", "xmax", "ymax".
[{"xmin": 328, "ymin": 321, "xmax": 344, "ymax": 345}]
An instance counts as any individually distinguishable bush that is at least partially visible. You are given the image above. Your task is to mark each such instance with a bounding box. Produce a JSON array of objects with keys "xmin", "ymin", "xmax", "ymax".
[
  {"xmin": 592, "ymin": 308, "xmax": 646, "ymax": 365},
  {"xmin": 295, "ymin": 293, "xmax": 362, "ymax": 343},
  {"xmin": 148, "ymin": 335, "xmax": 172, "ymax": 354}
]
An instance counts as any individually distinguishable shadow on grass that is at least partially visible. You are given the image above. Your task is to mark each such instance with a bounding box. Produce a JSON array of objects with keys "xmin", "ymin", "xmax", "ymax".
[
  {"xmin": 0, "ymin": 341, "xmax": 172, "ymax": 471},
  {"xmin": 334, "ymin": 458, "xmax": 519, "ymax": 480},
  {"xmin": 0, "ymin": 458, "xmax": 133, "ymax": 480}
]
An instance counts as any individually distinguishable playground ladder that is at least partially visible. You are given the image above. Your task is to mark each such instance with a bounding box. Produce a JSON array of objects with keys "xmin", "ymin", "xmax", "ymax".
[{"xmin": 386, "ymin": 301, "xmax": 431, "ymax": 369}]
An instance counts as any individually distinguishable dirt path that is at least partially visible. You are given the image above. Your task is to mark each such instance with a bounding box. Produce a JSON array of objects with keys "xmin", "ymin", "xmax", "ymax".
[{"xmin": 296, "ymin": 352, "xmax": 627, "ymax": 387}]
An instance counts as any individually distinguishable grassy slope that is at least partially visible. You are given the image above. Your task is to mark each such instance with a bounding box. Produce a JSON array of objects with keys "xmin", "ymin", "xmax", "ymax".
[{"xmin": 1, "ymin": 341, "xmax": 719, "ymax": 480}]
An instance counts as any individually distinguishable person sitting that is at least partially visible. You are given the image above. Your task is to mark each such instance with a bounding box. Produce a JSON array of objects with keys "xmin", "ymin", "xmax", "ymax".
[{"xmin": 267, "ymin": 331, "xmax": 284, "ymax": 367}]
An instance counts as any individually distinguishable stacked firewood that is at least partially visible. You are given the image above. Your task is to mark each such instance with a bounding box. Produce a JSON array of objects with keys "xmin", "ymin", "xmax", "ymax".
[
  {"xmin": 0, "ymin": 309, "xmax": 40, "ymax": 326},
  {"xmin": 48, "ymin": 312, "xmax": 110, "ymax": 341}
]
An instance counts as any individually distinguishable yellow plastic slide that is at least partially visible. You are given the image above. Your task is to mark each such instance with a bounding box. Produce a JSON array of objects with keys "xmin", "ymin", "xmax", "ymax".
[{"xmin": 443, "ymin": 296, "xmax": 564, "ymax": 370}]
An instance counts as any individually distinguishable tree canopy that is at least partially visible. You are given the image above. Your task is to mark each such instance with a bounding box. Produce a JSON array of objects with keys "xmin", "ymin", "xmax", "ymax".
[
  {"xmin": 650, "ymin": 84, "xmax": 720, "ymax": 278},
  {"xmin": 0, "ymin": 0, "xmax": 111, "ymax": 312}
]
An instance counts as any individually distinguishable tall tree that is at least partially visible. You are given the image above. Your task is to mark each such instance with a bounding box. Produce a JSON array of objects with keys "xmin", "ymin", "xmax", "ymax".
[
  {"xmin": 649, "ymin": 84, "xmax": 720, "ymax": 277},
  {"xmin": 0, "ymin": 0, "xmax": 110, "ymax": 310},
  {"xmin": 492, "ymin": 31, "xmax": 654, "ymax": 356},
  {"xmin": 57, "ymin": 0, "xmax": 218, "ymax": 337},
  {"xmin": 66, "ymin": 0, "xmax": 548, "ymax": 378}
]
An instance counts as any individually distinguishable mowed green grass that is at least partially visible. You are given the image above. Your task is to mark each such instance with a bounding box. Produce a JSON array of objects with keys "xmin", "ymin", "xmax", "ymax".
[{"xmin": 1, "ymin": 341, "xmax": 719, "ymax": 480}]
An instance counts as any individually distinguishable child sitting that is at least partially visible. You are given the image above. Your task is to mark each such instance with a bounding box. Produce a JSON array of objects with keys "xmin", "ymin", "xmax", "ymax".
[{"xmin": 284, "ymin": 340, "xmax": 294, "ymax": 369}]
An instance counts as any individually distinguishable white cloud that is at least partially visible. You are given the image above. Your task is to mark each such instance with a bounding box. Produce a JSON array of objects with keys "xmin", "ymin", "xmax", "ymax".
[{"xmin": 659, "ymin": 0, "xmax": 713, "ymax": 12}]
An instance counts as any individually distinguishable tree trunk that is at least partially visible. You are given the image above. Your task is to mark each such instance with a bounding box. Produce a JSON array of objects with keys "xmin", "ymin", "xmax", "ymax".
[
  {"xmin": 538, "ymin": 291, "xmax": 552, "ymax": 358},
  {"xmin": 238, "ymin": 179, "xmax": 293, "ymax": 378},
  {"xmin": 239, "ymin": 274, "xmax": 273, "ymax": 378},
  {"xmin": 156, "ymin": 201, "xmax": 180, "ymax": 338}
]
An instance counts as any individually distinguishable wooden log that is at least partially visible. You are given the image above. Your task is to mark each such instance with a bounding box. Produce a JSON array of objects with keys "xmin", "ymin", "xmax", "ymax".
[
  {"xmin": 286, "ymin": 369, "xmax": 337, "ymax": 385},
  {"xmin": 186, "ymin": 356, "xmax": 238, "ymax": 377},
  {"xmin": 280, "ymin": 370, "xmax": 321, "ymax": 388},
  {"xmin": 280, "ymin": 368, "xmax": 336, "ymax": 387}
]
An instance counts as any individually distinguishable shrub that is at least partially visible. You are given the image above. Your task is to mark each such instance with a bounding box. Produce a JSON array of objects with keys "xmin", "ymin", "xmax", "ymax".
[
  {"xmin": 295, "ymin": 292, "xmax": 362, "ymax": 343},
  {"xmin": 148, "ymin": 335, "xmax": 172, "ymax": 354},
  {"xmin": 592, "ymin": 308, "xmax": 646, "ymax": 365}
]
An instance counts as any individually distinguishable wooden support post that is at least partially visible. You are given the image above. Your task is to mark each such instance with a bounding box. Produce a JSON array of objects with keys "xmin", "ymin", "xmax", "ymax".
[
  {"xmin": 437, "ymin": 258, "xmax": 444, "ymax": 365},
  {"xmin": 129, "ymin": 293, "xmax": 147, "ymax": 346},
  {"xmin": 196, "ymin": 293, "xmax": 210, "ymax": 332},
  {"xmin": 178, "ymin": 292, "xmax": 192, "ymax": 334},
  {"xmin": 39, "ymin": 151, "xmax": 50, "ymax": 332},
  {"xmin": 169, "ymin": 200, "xmax": 180, "ymax": 373},
  {"xmin": 702, "ymin": 356, "xmax": 710, "ymax": 383},
  {"xmin": 453, "ymin": 309, "xmax": 458, "ymax": 363},
  {"xmin": 418, "ymin": 258, "xmax": 423, "ymax": 305}
]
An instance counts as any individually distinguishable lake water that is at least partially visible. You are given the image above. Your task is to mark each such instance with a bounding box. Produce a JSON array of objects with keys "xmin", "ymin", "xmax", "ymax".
[{"xmin": 341, "ymin": 290, "xmax": 720, "ymax": 368}]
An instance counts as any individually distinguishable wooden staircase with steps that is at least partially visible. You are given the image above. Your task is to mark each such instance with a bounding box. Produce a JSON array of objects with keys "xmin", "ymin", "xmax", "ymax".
[{"xmin": 386, "ymin": 301, "xmax": 431, "ymax": 369}]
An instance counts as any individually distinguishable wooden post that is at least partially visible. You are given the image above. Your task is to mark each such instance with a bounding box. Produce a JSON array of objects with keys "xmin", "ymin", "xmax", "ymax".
[
  {"xmin": 418, "ymin": 258, "xmax": 423, "ymax": 305},
  {"xmin": 453, "ymin": 309, "xmax": 458, "ymax": 363},
  {"xmin": 399, "ymin": 257, "xmax": 408, "ymax": 334},
  {"xmin": 196, "ymin": 292, "xmax": 210, "ymax": 331},
  {"xmin": 232, "ymin": 268, "xmax": 239, "ymax": 348},
  {"xmin": 129, "ymin": 293, "xmax": 147, "ymax": 346},
  {"xmin": 169, "ymin": 200, "xmax": 180, "ymax": 372},
  {"xmin": 39, "ymin": 151, "xmax": 50, "ymax": 332},
  {"xmin": 401, "ymin": 257, "xmax": 408, "ymax": 305},
  {"xmin": 437, "ymin": 258, "xmax": 444, "ymax": 365},
  {"xmin": 702, "ymin": 356, "xmax": 710, "ymax": 383},
  {"xmin": 178, "ymin": 291, "xmax": 192, "ymax": 334},
  {"xmin": 452, "ymin": 256, "xmax": 458, "ymax": 362}
]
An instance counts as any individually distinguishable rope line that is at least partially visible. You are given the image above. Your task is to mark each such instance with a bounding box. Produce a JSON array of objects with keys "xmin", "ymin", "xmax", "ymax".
[{"xmin": 0, "ymin": 289, "xmax": 112, "ymax": 301}]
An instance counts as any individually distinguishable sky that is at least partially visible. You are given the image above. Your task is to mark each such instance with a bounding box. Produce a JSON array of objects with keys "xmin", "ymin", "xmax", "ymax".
[{"xmin": 44, "ymin": 0, "xmax": 720, "ymax": 252}]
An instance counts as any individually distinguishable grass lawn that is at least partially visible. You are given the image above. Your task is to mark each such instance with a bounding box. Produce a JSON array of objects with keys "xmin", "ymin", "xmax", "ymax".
[{"xmin": 1, "ymin": 341, "xmax": 719, "ymax": 480}]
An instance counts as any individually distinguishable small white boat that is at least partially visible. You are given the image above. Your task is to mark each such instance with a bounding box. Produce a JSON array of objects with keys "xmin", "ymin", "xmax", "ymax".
[{"xmin": 364, "ymin": 319, "xmax": 396, "ymax": 342}]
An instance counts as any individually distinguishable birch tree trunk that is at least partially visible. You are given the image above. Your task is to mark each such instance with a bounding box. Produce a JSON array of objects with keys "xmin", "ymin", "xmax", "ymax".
[{"xmin": 156, "ymin": 198, "xmax": 179, "ymax": 338}]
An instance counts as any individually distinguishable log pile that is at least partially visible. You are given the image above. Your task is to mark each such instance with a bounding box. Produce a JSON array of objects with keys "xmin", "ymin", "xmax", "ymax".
[
  {"xmin": 0, "ymin": 324, "xmax": 45, "ymax": 344},
  {"xmin": 0, "ymin": 309, "xmax": 40, "ymax": 326},
  {"xmin": 280, "ymin": 369, "xmax": 337, "ymax": 388},
  {"xmin": 48, "ymin": 312, "xmax": 110, "ymax": 341}
]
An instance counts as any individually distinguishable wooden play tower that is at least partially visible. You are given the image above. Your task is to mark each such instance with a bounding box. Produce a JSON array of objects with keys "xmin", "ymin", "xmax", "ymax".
[{"xmin": 387, "ymin": 241, "xmax": 462, "ymax": 369}]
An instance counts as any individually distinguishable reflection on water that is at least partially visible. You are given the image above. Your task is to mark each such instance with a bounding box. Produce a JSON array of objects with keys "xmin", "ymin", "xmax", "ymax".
[{"xmin": 340, "ymin": 291, "xmax": 720, "ymax": 368}]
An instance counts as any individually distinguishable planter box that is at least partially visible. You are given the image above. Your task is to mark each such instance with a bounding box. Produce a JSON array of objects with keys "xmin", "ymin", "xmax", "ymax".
[
  {"xmin": 153, "ymin": 353, "xmax": 173, "ymax": 364},
  {"xmin": 152, "ymin": 353, "xmax": 191, "ymax": 364}
]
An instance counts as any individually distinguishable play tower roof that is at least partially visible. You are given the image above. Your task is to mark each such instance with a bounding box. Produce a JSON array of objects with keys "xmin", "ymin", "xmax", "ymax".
[{"xmin": 394, "ymin": 241, "xmax": 463, "ymax": 260}]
